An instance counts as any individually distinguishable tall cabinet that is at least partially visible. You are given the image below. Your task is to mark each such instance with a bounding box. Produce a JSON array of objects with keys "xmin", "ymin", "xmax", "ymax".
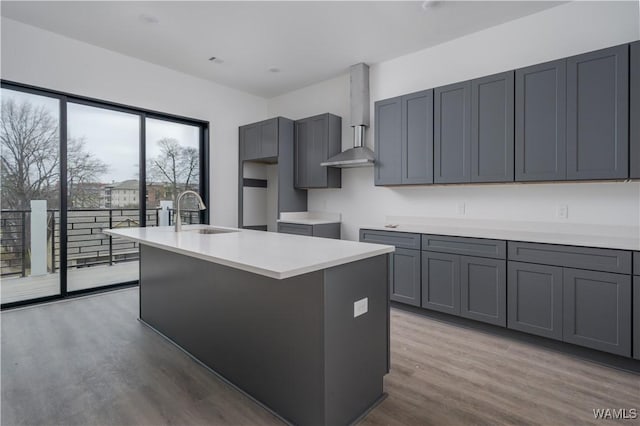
[
  {"xmin": 631, "ymin": 41, "xmax": 640, "ymax": 179},
  {"xmin": 294, "ymin": 113, "xmax": 341, "ymax": 189}
]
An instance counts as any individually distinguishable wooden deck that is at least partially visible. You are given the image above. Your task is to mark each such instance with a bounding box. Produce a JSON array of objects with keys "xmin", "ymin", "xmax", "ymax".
[{"xmin": 0, "ymin": 262, "xmax": 138, "ymax": 304}]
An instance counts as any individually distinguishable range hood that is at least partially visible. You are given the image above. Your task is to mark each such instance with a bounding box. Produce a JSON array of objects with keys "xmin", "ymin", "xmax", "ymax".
[{"xmin": 321, "ymin": 63, "xmax": 375, "ymax": 168}]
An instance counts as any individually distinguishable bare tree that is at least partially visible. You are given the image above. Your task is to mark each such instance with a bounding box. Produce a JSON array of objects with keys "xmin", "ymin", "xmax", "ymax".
[
  {"xmin": 148, "ymin": 138, "xmax": 199, "ymax": 201},
  {"xmin": 67, "ymin": 136, "xmax": 109, "ymax": 209}
]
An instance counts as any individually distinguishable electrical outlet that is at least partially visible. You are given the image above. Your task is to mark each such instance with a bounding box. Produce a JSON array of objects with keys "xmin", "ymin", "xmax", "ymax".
[
  {"xmin": 557, "ymin": 205, "xmax": 568, "ymax": 219},
  {"xmin": 457, "ymin": 202, "xmax": 466, "ymax": 216},
  {"xmin": 353, "ymin": 297, "xmax": 368, "ymax": 318}
]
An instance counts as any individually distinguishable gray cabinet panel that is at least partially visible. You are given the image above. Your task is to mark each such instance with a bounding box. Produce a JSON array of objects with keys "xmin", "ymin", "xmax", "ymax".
[
  {"xmin": 563, "ymin": 268, "xmax": 631, "ymax": 356},
  {"xmin": 422, "ymin": 234, "xmax": 506, "ymax": 259},
  {"xmin": 631, "ymin": 41, "xmax": 640, "ymax": 179},
  {"xmin": 359, "ymin": 229, "xmax": 421, "ymax": 250},
  {"xmin": 508, "ymin": 242, "xmax": 631, "ymax": 274},
  {"xmin": 402, "ymin": 90, "xmax": 434, "ymax": 184},
  {"xmin": 276, "ymin": 118, "xmax": 307, "ymax": 216},
  {"xmin": 471, "ymin": 71, "xmax": 515, "ymax": 183},
  {"xmin": 295, "ymin": 114, "xmax": 341, "ymax": 189},
  {"xmin": 434, "ymin": 81, "xmax": 471, "ymax": 183},
  {"xmin": 515, "ymin": 60, "xmax": 567, "ymax": 181},
  {"xmin": 634, "ymin": 252, "xmax": 640, "ymax": 276},
  {"xmin": 277, "ymin": 222, "xmax": 313, "ymax": 236},
  {"xmin": 390, "ymin": 248, "xmax": 421, "ymax": 306},
  {"xmin": 460, "ymin": 256, "xmax": 506, "ymax": 326},
  {"xmin": 241, "ymin": 123, "xmax": 261, "ymax": 161},
  {"xmin": 421, "ymin": 251, "xmax": 460, "ymax": 315},
  {"xmin": 374, "ymin": 97, "xmax": 403, "ymax": 185},
  {"xmin": 260, "ymin": 119, "xmax": 278, "ymax": 159},
  {"xmin": 507, "ymin": 262, "xmax": 563, "ymax": 341},
  {"xmin": 567, "ymin": 45, "xmax": 629, "ymax": 180},
  {"xmin": 634, "ymin": 277, "xmax": 639, "ymax": 360}
]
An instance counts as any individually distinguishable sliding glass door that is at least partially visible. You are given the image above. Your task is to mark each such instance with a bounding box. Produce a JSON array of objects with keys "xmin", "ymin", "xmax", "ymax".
[
  {"xmin": 0, "ymin": 81, "xmax": 208, "ymax": 308},
  {"xmin": 0, "ymin": 88, "xmax": 62, "ymax": 304}
]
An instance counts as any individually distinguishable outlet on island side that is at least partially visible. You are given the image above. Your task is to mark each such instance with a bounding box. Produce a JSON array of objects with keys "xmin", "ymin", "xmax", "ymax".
[
  {"xmin": 457, "ymin": 202, "xmax": 466, "ymax": 216},
  {"xmin": 557, "ymin": 204, "xmax": 569, "ymax": 219},
  {"xmin": 353, "ymin": 297, "xmax": 368, "ymax": 318}
]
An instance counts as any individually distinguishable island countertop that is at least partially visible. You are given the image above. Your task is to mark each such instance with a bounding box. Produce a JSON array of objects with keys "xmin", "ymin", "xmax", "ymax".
[{"xmin": 104, "ymin": 225, "xmax": 394, "ymax": 279}]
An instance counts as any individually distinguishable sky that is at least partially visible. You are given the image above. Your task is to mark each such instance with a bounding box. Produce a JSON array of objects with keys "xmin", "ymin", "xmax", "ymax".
[{"xmin": 2, "ymin": 88, "xmax": 200, "ymax": 183}]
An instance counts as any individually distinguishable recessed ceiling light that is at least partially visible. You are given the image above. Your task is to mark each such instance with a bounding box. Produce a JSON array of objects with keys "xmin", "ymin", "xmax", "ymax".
[
  {"xmin": 421, "ymin": 1, "xmax": 440, "ymax": 11},
  {"xmin": 139, "ymin": 13, "xmax": 159, "ymax": 24},
  {"xmin": 267, "ymin": 66, "xmax": 281, "ymax": 73},
  {"xmin": 209, "ymin": 57, "xmax": 224, "ymax": 64}
]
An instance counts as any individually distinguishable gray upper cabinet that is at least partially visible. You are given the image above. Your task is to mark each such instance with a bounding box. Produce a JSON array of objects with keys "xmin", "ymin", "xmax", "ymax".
[
  {"xmin": 240, "ymin": 119, "xmax": 279, "ymax": 161},
  {"xmin": 421, "ymin": 251, "xmax": 460, "ymax": 315},
  {"xmin": 634, "ymin": 276, "xmax": 639, "ymax": 360},
  {"xmin": 515, "ymin": 60, "xmax": 567, "ymax": 181},
  {"xmin": 459, "ymin": 256, "xmax": 506, "ymax": 327},
  {"xmin": 374, "ymin": 97, "xmax": 403, "ymax": 185},
  {"xmin": 631, "ymin": 41, "xmax": 640, "ymax": 179},
  {"xmin": 434, "ymin": 81, "xmax": 472, "ymax": 183},
  {"xmin": 566, "ymin": 44, "xmax": 629, "ymax": 180},
  {"xmin": 563, "ymin": 268, "xmax": 631, "ymax": 356},
  {"xmin": 471, "ymin": 71, "xmax": 514, "ymax": 183},
  {"xmin": 294, "ymin": 113, "xmax": 341, "ymax": 189},
  {"xmin": 402, "ymin": 90, "xmax": 434, "ymax": 184},
  {"xmin": 508, "ymin": 261, "xmax": 563, "ymax": 341}
]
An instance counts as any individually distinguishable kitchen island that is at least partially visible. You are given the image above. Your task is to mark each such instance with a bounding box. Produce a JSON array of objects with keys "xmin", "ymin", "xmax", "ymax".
[{"xmin": 104, "ymin": 225, "xmax": 394, "ymax": 426}]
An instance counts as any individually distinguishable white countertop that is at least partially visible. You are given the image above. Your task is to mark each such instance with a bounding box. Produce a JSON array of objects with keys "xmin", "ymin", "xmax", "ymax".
[
  {"xmin": 277, "ymin": 211, "xmax": 341, "ymax": 225},
  {"xmin": 104, "ymin": 225, "xmax": 393, "ymax": 279},
  {"xmin": 362, "ymin": 217, "xmax": 640, "ymax": 251}
]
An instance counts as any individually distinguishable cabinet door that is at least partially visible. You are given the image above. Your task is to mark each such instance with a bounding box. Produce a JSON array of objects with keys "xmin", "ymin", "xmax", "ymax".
[
  {"xmin": 402, "ymin": 90, "xmax": 434, "ymax": 184},
  {"xmin": 294, "ymin": 119, "xmax": 310, "ymax": 188},
  {"xmin": 308, "ymin": 115, "xmax": 329, "ymax": 187},
  {"xmin": 389, "ymin": 248, "xmax": 421, "ymax": 306},
  {"xmin": 515, "ymin": 60, "xmax": 567, "ymax": 181},
  {"xmin": 260, "ymin": 119, "xmax": 278, "ymax": 159},
  {"xmin": 631, "ymin": 41, "xmax": 640, "ymax": 179},
  {"xmin": 634, "ymin": 276, "xmax": 639, "ymax": 360},
  {"xmin": 241, "ymin": 124, "xmax": 261, "ymax": 161},
  {"xmin": 374, "ymin": 97, "xmax": 403, "ymax": 185},
  {"xmin": 434, "ymin": 81, "xmax": 471, "ymax": 183},
  {"xmin": 507, "ymin": 262, "xmax": 563, "ymax": 341},
  {"xmin": 563, "ymin": 268, "xmax": 631, "ymax": 356},
  {"xmin": 460, "ymin": 256, "xmax": 506, "ymax": 326},
  {"xmin": 421, "ymin": 251, "xmax": 460, "ymax": 315},
  {"xmin": 567, "ymin": 45, "xmax": 629, "ymax": 180},
  {"xmin": 471, "ymin": 71, "xmax": 514, "ymax": 183}
]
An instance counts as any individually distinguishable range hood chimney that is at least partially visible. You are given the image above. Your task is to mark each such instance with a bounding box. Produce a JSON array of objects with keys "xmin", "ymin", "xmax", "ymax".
[{"xmin": 321, "ymin": 63, "xmax": 375, "ymax": 168}]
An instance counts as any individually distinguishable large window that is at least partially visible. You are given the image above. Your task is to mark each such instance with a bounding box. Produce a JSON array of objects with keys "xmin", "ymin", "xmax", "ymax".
[{"xmin": 0, "ymin": 82, "xmax": 209, "ymax": 307}]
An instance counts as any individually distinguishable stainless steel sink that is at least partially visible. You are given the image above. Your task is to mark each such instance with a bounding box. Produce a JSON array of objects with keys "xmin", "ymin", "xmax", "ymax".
[{"xmin": 191, "ymin": 228, "xmax": 238, "ymax": 235}]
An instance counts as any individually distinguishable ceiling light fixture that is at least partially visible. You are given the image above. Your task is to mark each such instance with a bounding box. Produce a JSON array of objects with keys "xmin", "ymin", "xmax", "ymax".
[
  {"xmin": 209, "ymin": 57, "xmax": 224, "ymax": 64},
  {"xmin": 267, "ymin": 66, "xmax": 281, "ymax": 73},
  {"xmin": 138, "ymin": 13, "xmax": 159, "ymax": 24},
  {"xmin": 421, "ymin": 1, "xmax": 440, "ymax": 11}
]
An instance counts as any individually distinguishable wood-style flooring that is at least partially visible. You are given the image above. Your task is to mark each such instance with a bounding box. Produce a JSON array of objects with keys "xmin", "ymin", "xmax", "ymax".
[{"xmin": 2, "ymin": 287, "xmax": 638, "ymax": 425}]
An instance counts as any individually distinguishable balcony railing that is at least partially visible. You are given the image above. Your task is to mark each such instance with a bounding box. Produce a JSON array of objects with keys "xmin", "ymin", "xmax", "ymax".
[{"xmin": 0, "ymin": 208, "xmax": 201, "ymax": 278}]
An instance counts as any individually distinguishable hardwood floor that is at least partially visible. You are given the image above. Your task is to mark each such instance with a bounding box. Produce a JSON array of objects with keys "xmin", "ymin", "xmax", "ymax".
[{"xmin": 2, "ymin": 287, "xmax": 638, "ymax": 425}]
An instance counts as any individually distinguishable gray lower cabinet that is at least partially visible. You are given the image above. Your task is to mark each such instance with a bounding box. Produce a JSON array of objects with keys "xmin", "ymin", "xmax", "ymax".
[
  {"xmin": 374, "ymin": 97, "xmax": 403, "ymax": 185},
  {"xmin": 294, "ymin": 113, "xmax": 341, "ymax": 189},
  {"xmin": 566, "ymin": 44, "xmax": 629, "ymax": 180},
  {"xmin": 631, "ymin": 41, "xmax": 640, "ymax": 179},
  {"xmin": 459, "ymin": 256, "xmax": 506, "ymax": 327},
  {"xmin": 421, "ymin": 251, "xmax": 460, "ymax": 315},
  {"xmin": 563, "ymin": 268, "xmax": 631, "ymax": 357},
  {"xmin": 277, "ymin": 222, "xmax": 340, "ymax": 239},
  {"xmin": 390, "ymin": 248, "xmax": 421, "ymax": 306},
  {"xmin": 434, "ymin": 81, "xmax": 472, "ymax": 183},
  {"xmin": 470, "ymin": 71, "xmax": 514, "ymax": 183},
  {"xmin": 634, "ymin": 276, "xmax": 639, "ymax": 360},
  {"xmin": 515, "ymin": 59, "xmax": 567, "ymax": 181},
  {"xmin": 507, "ymin": 261, "xmax": 563, "ymax": 340}
]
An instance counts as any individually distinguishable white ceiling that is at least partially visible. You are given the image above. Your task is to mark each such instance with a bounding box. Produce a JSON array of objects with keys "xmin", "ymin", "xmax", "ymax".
[{"xmin": 1, "ymin": 1, "xmax": 564, "ymax": 98}]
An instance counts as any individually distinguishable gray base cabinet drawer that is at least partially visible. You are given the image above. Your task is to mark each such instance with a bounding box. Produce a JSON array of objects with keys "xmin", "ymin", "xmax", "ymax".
[
  {"xmin": 508, "ymin": 262, "xmax": 563, "ymax": 341},
  {"xmin": 634, "ymin": 277, "xmax": 640, "ymax": 360},
  {"xmin": 390, "ymin": 248, "xmax": 421, "ymax": 306},
  {"xmin": 277, "ymin": 222, "xmax": 312, "ymax": 236},
  {"xmin": 359, "ymin": 229, "xmax": 421, "ymax": 250},
  {"xmin": 421, "ymin": 252, "xmax": 460, "ymax": 315},
  {"xmin": 563, "ymin": 268, "xmax": 631, "ymax": 357},
  {"xmin": 460, "ymin": 256, "xmax": 506, "ymax": 327},
  {"xmin": 508, "ymin": 242, "xmax": 631, "ymax": 274},
  {"xmin": 422, "ymin": 234, "xmax": 505, "ymax": 259}
]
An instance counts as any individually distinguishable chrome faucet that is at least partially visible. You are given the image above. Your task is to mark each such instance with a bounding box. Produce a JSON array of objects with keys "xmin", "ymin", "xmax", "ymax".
[{"xmin": 174, "ymin": 190, "xmax": 207, "ymax": 232}]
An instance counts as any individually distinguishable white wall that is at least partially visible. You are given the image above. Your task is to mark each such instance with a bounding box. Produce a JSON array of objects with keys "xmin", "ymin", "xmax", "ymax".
[
  {"xmin": 268, "ymin": 1, "xmax": 640, "ymax": 241},
  {"xmin": 1, "ymin": 17, "xmax": 267, "ymax": 227}
]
